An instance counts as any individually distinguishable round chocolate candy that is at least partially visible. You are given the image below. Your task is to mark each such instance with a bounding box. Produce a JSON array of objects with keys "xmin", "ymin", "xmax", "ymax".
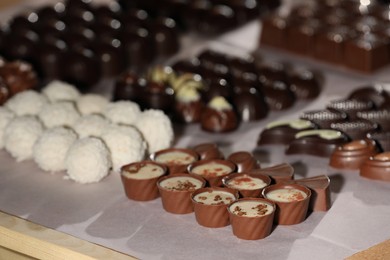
[
  {"xmin": 91, "ymin": 40, "xmax": 125, "ymax": 77},
  {"xmin": 262, "ymin": 80, "xmax": 295, "ymax": 110},
  {"xmin": 0, "ymin": 78, "xmax": 9, "ymax": 105},
  {"xmin": 330, "ymin": 119, "xmax": 378, "ymax": 140},
  {"xmin": 35, "ymin": 41, "xmax": 66, "ymax": 81},
  {"xmin": 300, "ymin": 109, "xmax": 348, "ymax": 129},
  {"xmin": 151, "ymin": 17, "xmax": 180, "ymax": 58},
  {"xmin": 232, "ymin": 87, "xmax": 268, "ymax": 121},
  {"xmin": 0, "ymin": 60, "xmax": 38, "ymax": 95},
  {"xmin": 201, "ymin": 96, "xmax": 238, "ymax": 132},
  {"xmin": 357, "ymin": 109, "xmax": 390, "ymax": 131},
  {"xmin": 288, "ymin": 69, "xmax": 321, "ymax": 100},
  {"xmin": 367, "ymin": 131, "xmax": 390, "ymax": 152},
  {"xmin": 329, "ymin": 139, "xmax": 378, "ymax": 170},
  {"xmin": 142, "ymin": 81, "xmax": 175, "ymax": 112},
  {"xmin": 286, "ymin": 129, "xmax": 350, "ymax": 157},
  {"xmin": 113, "ymin": 71, "xmax": 144, "ymax": 102},
  {"xmin": 327, "ymin": 99, "xmax": 375, "ymax": 119},
  {"xmin": 192, "ymin": 143, "xmax": 224, "ymax": 160},
  {"xmin": 348, "ymin": 86, "xmax": 390, "ymax": 109},
  {"xmin": 360, "ymin": 152, "xmax": 390, "ymax": 181}
]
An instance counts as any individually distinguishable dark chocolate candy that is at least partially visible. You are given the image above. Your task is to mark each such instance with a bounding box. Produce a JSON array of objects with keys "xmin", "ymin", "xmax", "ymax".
[
  {"xmin": 200, "ymin": 96, "xmax": 238, "ymax": 132},
  {"xmin": 232, "ymin": 86, "xmax": 268, "ymax": 122},
  {"xmin": 0, "ymin": 60, "xmax": 38, "ymax": 95},
  {"xmin": 113, "ymin": 71, "xmax": 143, "ymax": 102},
  {"xmin": 263, "ymin": 80, "xmax": 295, "ymax": 110},
  {"xmin": 286, "ymin": 129, "xmax": 350, "ymax": 157},
  {"xmin": 260, "ymin": 13, "xmax": 289, "ymax": 49},
  {"xmin": 330, "ymin": 119, "xmax": 378, "ymax": 140},
  {"xmin": 0, "ymin": 78, "xmax": 9, "ymax": 105},
  {"xmin": 348, "ymin": 86, "xmax": 390, "ymax": 109},
  {"xmin": 258, "ymin": 119, "xmax": 316, "ymax": 145},
  {"xmin": 357, "ymin": 109, "xmax": 390, "ymax": 131},
  {"xmin": 327, "ymin": 99, "xmax": 375, "ymax": 119},
  {"xmin": 300, "ymin": 109, "xmax": 348, "ymax": 129},
  {"xmin": 192, "ymin": 143, "xmax": 224, "ymax": 160},
  {"xmin": 288, "ymin": 69, "xmax": 321, "ymax": 100},
  {"xmin": 367, "ymin": 131, "xmax": 390, "ymax": 152},
  {"xmin": 249, "ymin": 163, "xmax": 294, "ymax": 183}
]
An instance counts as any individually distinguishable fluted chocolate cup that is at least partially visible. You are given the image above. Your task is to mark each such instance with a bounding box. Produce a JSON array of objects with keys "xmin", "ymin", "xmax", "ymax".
[
  {"xmin": 262, "ymin": 183, "xmax": 311, "ymax": 225},
  {"xmin": 188, "ymin": 159, "xmax": 236, "ymax": 186},
  {"xmin": 228, "ymin": 198, "xmax": 276, "ymax": 240},
  {"xmin": 150, "ymin": 148, "xmax": 199, "ymax": 174},
  {"xmin": 191, "ymin": 187, "xmax": 239, "ymax": 228},
  {"xmin": 227, "ymin": 151, "xmax": 261, "ymax": 172},
  {"xmin": 157, "ymin": 173, "xmax": 206, "ymax": 214},
  {"xmin": 222, "ymin": 173, "xmax": 271, "ymax": 198},
  {"xmin": 121, "ymin": 161, "xmax": 168, "ymax": 201}
]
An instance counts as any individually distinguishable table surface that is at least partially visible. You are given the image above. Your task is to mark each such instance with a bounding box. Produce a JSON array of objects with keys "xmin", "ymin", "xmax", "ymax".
[{"xmin": 1, "ymin": 1, "xmax": 390, "ymax": 260}]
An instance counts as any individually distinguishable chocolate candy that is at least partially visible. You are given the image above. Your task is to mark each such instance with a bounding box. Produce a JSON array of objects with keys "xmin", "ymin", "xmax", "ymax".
[
  {"xmin": 327, "ymin": 99, "xmax": 374, "ymax": 119},
  {"xmin": 200, "ymin": 96, "xmax": 238, "ymax": 132},
  {"xmin": 329, "ymin": 139, "xmax": 378, "ymax": 170},
  {"xmin": 227, "ymin": 151, "xmax": 260, "ymax": 173},
  {"xmin": 300, "ymin": 109, "xmax": 348, "ymax": 129},
  {"xmin": 263, "ymin": 81, "xmax": 295, "ymax": 110},
  {"xmin": 288, "ymin": 69, "xmax": 321, "ymax": 100},
  {"xmin": 330, "ymin": 119, "xmax": 378, "ymax": 140},
  {"xmin": 258, "ymin": 119, "xmax": 316, "ymax": 145},
  {"xmin": 0, "ymin": 60, "xmax": 38, "ymax": 95},
  {"xmin": 357, "ymin": 109, "xmax": 390, "ymax": 131},
  {"xmin": 0, "ymin": 78, "xmax": 9, "ymax": 105},
  {"xmin": 360, "ymin": 152, "xmax": 390, "ymax": 181},
  {"xmin": 192, "ymin": 143, "xmax": 224, "ymax": 160},
  {"xmin": 232, "ymin": 86, "xmax": 268, "ymax": 122},
  {"xmin": 348, "ymin": 86, "xmax": 390, "ymax": 109},
  {"xmin": 283, "ymin": 175, "xmax": 331, "ymax": 212},
  {"xmin": 286, "ymin": 129, "xmax": 350, "ymax": 157}
]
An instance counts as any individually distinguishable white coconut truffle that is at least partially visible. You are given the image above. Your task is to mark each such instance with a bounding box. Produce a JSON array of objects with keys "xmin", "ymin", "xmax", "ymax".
[
  {"xmin": 42, "ymin": 80, "xmax": 81, "ymax": 102},
  {"xmin": 103, "ymin": 101, "xmax": 141, "ymax": 125},
  {"xmin": 65, "ymin": 137, "xmax": 111, "ymax": 184},
  {"xmin": 4, "ymin": 90, "xmax": 49, "ymax": 116},
  {"xmin": 4, "ymin": 116, "xmax": 44, "ymax": 161},
  {"xmin": 72, "ymin": 114, "xmax": 110, "ymax": 138},
  {"xmin": 0, "ymin": 107, "xmax": 15, "ymax": 149},
  {"xmin": 101, "ymin": 124, "xmax": 146, "ymax": 172},
  {"xmin": 33, "ymin": 127, "xmax": 77, "ymax": 172},
  {"xmin": 134, "ymin": 109, "xmax": 174, "ymax": 153},
  {"xmin": 38, "ymin": 101, "xmax": 81, "ymax": 128},
  {"xmin": 75, "ymin": 94, "xmax": 109, "ymax": 115}
]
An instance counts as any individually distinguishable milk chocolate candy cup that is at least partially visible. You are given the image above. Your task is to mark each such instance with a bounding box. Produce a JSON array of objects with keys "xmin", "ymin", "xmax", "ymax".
[
  {"xmin": 249, "ymin": 163, "xmax": 294, "ymax": 183},
  {"xmin": 150, "ymin": 148, "xmax": 199, "ymax": 174},
  {"xmin": 262, "ymin": 183, "xmax": 311, "ymax": 225},
  {"xmin": 360, "ymin": 152, "xmax": 390, "ymax": 182},
  {"xmin": 329, "ymin": 139, "xmax": 378, "ymax": 170},
  {"xmin": 192, "ymin": 143, "xmax": 224, "ymax": 160},
  {"xmin": 120, "ymin": 161, "xmax": 167, "ymax": 201},
  {"xmin": 222, "ymin": 173, "xmax": 271, "ymax": 198},
  {"xmin": 228, "ymin": 198, "xmax": 275, "ymax": 240},
  {"xmin": 191, "ymin": 187, "xmax": 239, "ymax": 228},
  {"xmin": 283, "ymin": 175, "xmax": 331, "ymax": 212},
  {"xmin": 227, "ymin": 151, "xmax": 260, "ymax": 173},
  {"xmin": 157, "ymin": 173, "xmax": 206, "ymax": 214},
  {"xmin": 188, "ymin": 159, "xmax": 236, "ymax": 187}
]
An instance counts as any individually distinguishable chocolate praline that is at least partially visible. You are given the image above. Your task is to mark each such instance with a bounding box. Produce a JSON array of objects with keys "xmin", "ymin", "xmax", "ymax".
[
  {"xmin": 300, "ymin": 109, "xmax": 348, "ymax": 129},
  {"xmin": 258, "ymin": 119, "xmax": 316, "ymax": 146},
  {"xmin": 330, "ymin": 119, "xmax": 378, "ymax": 140},
  {"xmin": 329, "ymin": 139, "xmax": 378, "ymax": 170},
  {"xmin": 327, "ymin": 98, "xmax": 375, "ymax": 119},
  {"xmin": 0, "ymin": 78, "xmax": 9, "ymax": 105},
  {"xmin": 200, "ymin": 96, "xmax": 238, "ymax": 133},
  {"xmin": 91, "ymin": 40, "xmax": 126, "ymax": 77},
  {"xmin": 286, "ymin": 129, "xmax": 350, "ymax": 157},
  {"xmin": 150, "ymin": 17, "xmax": 180, "ymax": 58},
  {"xmin": 227, "ymin": 151, "xmax": 260, "ymax": 173},
  {"xmin": 262, "ymin": 80, "xmax": 296, "ymax": 110},
  {"xmin": 142, "ymin": 81, "xmax": 175, "ymax": 112},
  {"xmin": 0, "ymin": 60, "xmax": 38, "ymax": 95},
  {"xmin": 232, "ymin": 86, "xmax": 268, "ymax": 122},
  {"xmin": 192, "ymin": 143, "xmax": 224, "ymax": 160},
  {"xmin": 35, "ymin": 41, "xmax": 66, "ymax": 81},
  {"xmin": 288, "ymin": 69, "xmax": 321, "ymax": 100},
  {"xmin": 357, "ymin": 109, "xmax": 390, "ymax": 131},
  {"xmin": 348, "ymin": 86, "xmax": 390, "ymax": 109},
  {"xmin": 360, "ymin": 152, "xmax": 390, "ymax": 181}
]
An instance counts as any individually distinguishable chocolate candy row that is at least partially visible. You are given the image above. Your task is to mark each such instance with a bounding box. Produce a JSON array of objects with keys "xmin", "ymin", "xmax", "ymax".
[
  {"xmin": 260, "ymin": 0, "xmax": 390, "ymax": 72},
  {"xmin": 114, "ymin": 49, "xmax": 322, "ymax": 132}
]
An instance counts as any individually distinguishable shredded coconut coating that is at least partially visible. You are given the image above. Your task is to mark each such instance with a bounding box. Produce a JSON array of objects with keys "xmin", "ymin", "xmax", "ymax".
[
  {"xmin": 65, "ymin": 137, "xmax": 111, "ymax": 184},
  {"xmin": 0, "ymin": 107, "xmax": 15, "ymax": 149},
  {"xmin": 4, "ymin": 116, "xmax": 44, "ymax": 161},
  {"xmin": 33, "ymin": 127, "xmax": 77, "ymax": 172},
  {"xmin": 75, "ymin": 94, "xmax": 109, "ymax": 115},
  {"xmin": 4, "ymin": 90, "xmax": 49, "ymax": 116},
  {"xmin": 103, "ymin": 101, "xmax": 141, "ymax": 125},
  {"xmin": 38, "ymin": 101, "xmax": 81, "ymax": 128},
  {"xmin": 101, "ymin": 124, "xmax": 146, "ymax": 172},
  {"xmin": 42, "ymin": 80, "xmax": 81, "ymax": 102},
  {"xmin": 135, "ymin": 109, "xmax": 173, "ymax": 153},
  {"xmin": 72, "ymin": 114, "xmax": 110, "ymax": 138}
]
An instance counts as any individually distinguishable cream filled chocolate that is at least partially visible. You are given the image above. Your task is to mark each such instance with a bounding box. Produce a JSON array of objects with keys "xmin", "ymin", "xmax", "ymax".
[
  {"xmin": 191, "ymin": 161, "xmax": 233, "ymax": 178},
  {"xmin": 193, "ymin": 190, "xmax": 236, "ymax": 205},
  {"xmin": 121, "ymin": 161, "xmax": 166, "ymax": 180},
  {"xmin": 258, "ymin": 119, "xmax": 316, "ymax": 145},
  {"xmin": 286, "ymin": 129, "xmax": 350, "ymax": 157},
  {"xmin": 265, "ymin": 188, "xmax": 307, "ymax": 202},
  {"xmin": 225, "ymin": 175, "xmax": 267, "ymax": 190},
  {"xmin": 159, "ymin": 175, "xmax": 204, "ymax": 191},
  {"xmin": 229, "ymin": 200, "xmax": 274, "ymax": 217},
  {"xmin": 200, "ymin": 96, "xmax": 238, "ymax": 132}
]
